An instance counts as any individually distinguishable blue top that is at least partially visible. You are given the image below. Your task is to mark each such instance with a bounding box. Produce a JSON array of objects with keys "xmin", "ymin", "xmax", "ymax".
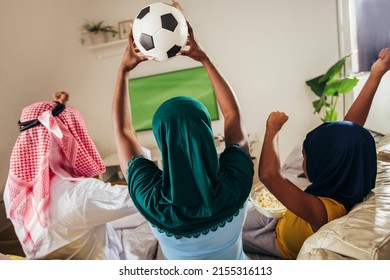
[{"xmin": 151, "ymin": 202, "xmax": 249, "ymax": 260}]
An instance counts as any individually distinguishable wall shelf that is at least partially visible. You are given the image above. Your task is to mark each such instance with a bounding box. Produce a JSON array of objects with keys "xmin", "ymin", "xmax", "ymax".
[{"xmin": 87, "ymin": 39, "xmax": 127, "ymax": 59}]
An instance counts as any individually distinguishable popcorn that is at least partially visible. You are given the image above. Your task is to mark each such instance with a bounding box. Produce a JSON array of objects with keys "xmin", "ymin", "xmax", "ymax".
[
  {"xmin": 250, "ymin": 184, "xmax": 287, "ymax": 218},
  {"xmin": 256, "ymin": 188, "xmax": 285, "ymax": 210}
]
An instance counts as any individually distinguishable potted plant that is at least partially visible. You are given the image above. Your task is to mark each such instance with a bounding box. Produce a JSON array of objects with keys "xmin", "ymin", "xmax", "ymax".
[
  {"xmin": 80, "ymin": 20, "xmax": 118, "ymax": 45},
  {"xmin": 305, "ymin": 54, "xmax": 359, "ymax": 122}
]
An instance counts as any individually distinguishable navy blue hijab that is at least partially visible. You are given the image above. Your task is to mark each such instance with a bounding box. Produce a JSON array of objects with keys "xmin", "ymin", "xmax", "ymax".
[{"xmin": 303, "ymin": 121, "xmax": 377, "ymax": 211}]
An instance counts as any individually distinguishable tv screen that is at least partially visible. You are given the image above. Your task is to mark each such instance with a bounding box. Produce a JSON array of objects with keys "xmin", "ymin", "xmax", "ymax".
[{"xmin": 129, "ymin": 66, "xmax": 219, "ymax": 132}]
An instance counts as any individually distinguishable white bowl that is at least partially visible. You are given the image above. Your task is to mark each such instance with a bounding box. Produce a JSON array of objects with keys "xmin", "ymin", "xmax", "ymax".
[{"xmin": 249, "ymin": 183, "xmax": 286, "ymax": 218}]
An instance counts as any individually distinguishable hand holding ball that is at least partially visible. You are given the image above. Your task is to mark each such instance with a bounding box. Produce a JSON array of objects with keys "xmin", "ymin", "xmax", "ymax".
[{"xmin": 132, "ymin": 2, "xmax": 188, "ymax": 62}]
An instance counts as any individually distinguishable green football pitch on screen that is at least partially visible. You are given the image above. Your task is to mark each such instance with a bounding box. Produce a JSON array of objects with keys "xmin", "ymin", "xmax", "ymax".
[{"xmin": 129, "ymin": 66, "xmax": 219, "ymax": 132}]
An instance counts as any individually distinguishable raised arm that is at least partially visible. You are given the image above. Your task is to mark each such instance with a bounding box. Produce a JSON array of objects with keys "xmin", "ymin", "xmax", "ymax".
[
  {"xmin": 259, "ymin": 112, "xmax": 327, "ymax": 232},
  {"xmin": 180, "ymin": 22, "xmax": 249, "ymax": 152},
  {"xmin": 112, "ymin": 23, "xmax": 149, "ymax": 177},
  {"xmin": 344, "ymin": 48, "xmax": 390, "ymax": 125}
]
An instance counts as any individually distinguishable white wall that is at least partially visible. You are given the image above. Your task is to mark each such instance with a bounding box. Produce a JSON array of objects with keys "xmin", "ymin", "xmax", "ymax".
[{"xmin": 0, "ymin": 0, "xmax": 340, "ymax": 197}]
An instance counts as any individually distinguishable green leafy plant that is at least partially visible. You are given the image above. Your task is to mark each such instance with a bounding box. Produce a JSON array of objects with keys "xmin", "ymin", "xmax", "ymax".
[
  {"xmin": 80, "ymin": 20, "xmax": 118, "ymax": 45},
  {"xmin": 305, "ymin": 54, "xmax": 359, "ymax": 122}
]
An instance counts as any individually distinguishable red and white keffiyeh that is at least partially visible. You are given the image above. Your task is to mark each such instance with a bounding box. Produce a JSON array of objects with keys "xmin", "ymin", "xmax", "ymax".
[{"xmin": 5, "ymin": 101, "xmax": 105, "ymax": 252}]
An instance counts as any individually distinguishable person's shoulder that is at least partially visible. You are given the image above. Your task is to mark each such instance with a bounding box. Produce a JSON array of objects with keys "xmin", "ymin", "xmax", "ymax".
[
  {"xmin": 55, "ymin": 178, "xmax": 124, "ymax": 195},
  {"xmin": 128, "ymin": 155, "xmax": 160, "ymax": 171},
  {"xmin": 76, "ymin": 177, "xmax": 125, "ymax": 190},
  {"xmin": 219, "ymin": 144, "xmax": 254, "ymax": 175},
  {"xmin": 318, "ymin": 197, "xmax": 347, "ymax": 218},
  {"xmin": 221, "ymin": 144, "xmax": 252, "ymax": 159}
]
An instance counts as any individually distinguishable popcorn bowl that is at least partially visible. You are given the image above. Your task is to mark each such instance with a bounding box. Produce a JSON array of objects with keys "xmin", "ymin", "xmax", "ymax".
[{"xmin": 249, "ymin": 183, "xmax": 287, "ymax": 218}]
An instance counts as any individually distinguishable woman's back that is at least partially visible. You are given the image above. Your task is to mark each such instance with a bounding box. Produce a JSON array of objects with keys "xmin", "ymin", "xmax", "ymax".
[{"xmin": 152, "ymin": 203, "xmax": 248, "ymax": 260}]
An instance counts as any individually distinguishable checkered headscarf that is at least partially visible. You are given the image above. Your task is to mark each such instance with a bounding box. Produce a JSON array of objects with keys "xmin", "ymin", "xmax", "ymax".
[{"xmin": 5, "ymin": 101, "xmax": 105, "ymax": 251}]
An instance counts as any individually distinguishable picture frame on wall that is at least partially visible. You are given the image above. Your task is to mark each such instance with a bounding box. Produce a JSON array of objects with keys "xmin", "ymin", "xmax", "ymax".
[{"xmin": 118, "ymin": 19, "xmax": 133, "ymax": 39}]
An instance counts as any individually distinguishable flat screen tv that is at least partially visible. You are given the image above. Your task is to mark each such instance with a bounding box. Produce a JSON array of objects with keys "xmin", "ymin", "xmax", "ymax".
[{"xmin": 128, "ymin": 66, "xmax": 219, "ymax": 132}]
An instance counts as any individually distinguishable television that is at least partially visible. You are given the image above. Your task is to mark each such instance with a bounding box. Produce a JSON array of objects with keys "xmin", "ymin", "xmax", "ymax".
[{"xmin": 128, "ymin": 66, "xmax": 219, "ymax": 132}]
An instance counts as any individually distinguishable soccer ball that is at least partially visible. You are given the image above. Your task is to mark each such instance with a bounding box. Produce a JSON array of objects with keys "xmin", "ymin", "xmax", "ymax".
[{"xmin": 132, "ymin": 2, "xmax": 188, "ymax": 62}]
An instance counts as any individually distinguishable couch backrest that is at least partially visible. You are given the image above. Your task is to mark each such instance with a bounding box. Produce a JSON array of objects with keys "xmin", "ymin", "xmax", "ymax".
[{"xmin": 298, "ymin": 183, "xmax": 390, "ymax": 259}]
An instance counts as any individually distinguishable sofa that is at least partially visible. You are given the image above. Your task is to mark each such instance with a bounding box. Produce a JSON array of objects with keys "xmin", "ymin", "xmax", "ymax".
[{"xmin": 296, "ymin": 133, "xmax": 390, "ymax": 260}]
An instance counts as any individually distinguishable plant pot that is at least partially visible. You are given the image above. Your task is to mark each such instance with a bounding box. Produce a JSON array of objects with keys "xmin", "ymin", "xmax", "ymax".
[{"xmin": 89, "ymin": 32, "xmax": 108, "ymax": 45}]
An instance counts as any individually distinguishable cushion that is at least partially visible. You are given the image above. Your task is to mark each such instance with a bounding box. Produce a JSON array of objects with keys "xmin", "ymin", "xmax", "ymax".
[
  {"xmin": 297, "ymin": 248, "xmax": 353, "ymax": 260},
  {"xmin": 376, "ymin": 133, "xmax": 390, "ymax": 162},
  {"xmin": 298, "ymin": 140, "xmax": 390, "ymax": 260}
]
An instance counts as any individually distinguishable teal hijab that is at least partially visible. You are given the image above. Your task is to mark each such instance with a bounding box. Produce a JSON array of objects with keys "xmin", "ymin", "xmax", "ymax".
[{"xmin": 128, "ymin": 96, "xmax": 253, "ymax": 238}]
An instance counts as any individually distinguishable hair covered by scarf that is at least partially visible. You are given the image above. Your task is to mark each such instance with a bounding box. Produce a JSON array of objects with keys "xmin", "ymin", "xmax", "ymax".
[
  {"xmin": 303, "ymin": 121, "xmax": 377, "ymax": 211},
  {"xmin": 6, "ymin": 101, "xmax": 105, "ymax": 249},
  {"xmin": 152, "ymin": 96, "xmax": 221, "ymax": 208}
]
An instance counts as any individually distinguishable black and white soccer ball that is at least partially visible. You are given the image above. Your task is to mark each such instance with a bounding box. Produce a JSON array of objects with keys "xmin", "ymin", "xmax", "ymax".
[{"xmin": 132, "ymin": 2, "xmax": 188, "ymax": 62}]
